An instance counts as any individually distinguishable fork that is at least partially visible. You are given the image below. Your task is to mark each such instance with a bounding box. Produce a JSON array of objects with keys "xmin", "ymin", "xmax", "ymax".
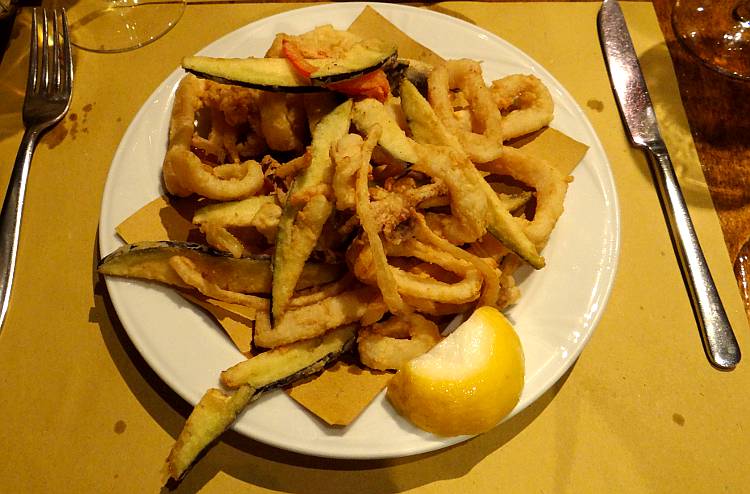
[{"xmin": 0, "ymin": 8, "xmax": 73, "ymax": 332}]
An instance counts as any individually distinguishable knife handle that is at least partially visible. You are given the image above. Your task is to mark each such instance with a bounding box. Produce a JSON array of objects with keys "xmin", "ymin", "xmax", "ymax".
[{"xmin": 645, "ymin": 142, "xmax": 741, "ymax": 369}]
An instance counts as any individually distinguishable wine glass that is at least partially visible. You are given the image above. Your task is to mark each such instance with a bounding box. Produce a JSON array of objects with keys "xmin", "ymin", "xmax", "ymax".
[
  {"xmin": 49, "ymin": 0, "xmax": 186, "ymax": 53},
  {"xmin": 672, "ymin": 0, "xmax": 750, "ymax": 80}
]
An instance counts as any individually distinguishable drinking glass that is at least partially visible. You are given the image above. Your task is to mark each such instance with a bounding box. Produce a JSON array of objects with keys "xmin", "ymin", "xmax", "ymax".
[
  {"xmin": 50, "ymin": 0, "xmax": 186, "ymax": 53},
  {"xmin": 672, "ymin": 0, "xmax": 750, "ymax": 80}
]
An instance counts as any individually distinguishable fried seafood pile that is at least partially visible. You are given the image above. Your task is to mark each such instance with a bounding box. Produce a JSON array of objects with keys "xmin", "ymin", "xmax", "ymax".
[{"xmin": 98, "ymin": 25, "xmax": 569, "ymax": 481}]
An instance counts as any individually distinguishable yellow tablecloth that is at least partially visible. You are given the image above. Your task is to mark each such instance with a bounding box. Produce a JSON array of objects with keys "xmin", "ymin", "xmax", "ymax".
[{"xmin": 0, "ymin": 2, "xmax": 747, "ymax": 492}]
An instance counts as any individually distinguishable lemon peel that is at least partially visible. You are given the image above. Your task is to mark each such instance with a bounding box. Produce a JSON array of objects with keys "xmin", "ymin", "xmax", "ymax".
[{"xmin": 386, "ymin": 306, "xmax": 525, "ymax": 436}]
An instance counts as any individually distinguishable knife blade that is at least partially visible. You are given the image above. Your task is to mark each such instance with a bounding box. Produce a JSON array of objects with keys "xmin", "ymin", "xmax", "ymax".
[{"xmin": 598, "ymin": 0, "xmax": 741, "ymax": 369}]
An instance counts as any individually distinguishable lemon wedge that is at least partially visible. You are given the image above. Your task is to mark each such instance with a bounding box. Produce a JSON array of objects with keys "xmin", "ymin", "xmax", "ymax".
[{"xmin": 386, "ymin": 306, "xmax": 525, "ymax": 436}]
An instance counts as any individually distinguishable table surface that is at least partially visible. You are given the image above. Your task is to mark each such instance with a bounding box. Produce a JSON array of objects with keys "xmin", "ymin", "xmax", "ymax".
[{"xmin": 1, "ymin": 2, "xmax": 749, "ymax": 493}]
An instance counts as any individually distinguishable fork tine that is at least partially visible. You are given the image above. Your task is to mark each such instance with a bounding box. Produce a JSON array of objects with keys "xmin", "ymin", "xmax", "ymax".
[
  {"xmin": 26, "ymin": 9, "xmax": 39, "ymax": 95},
  {"xmin": 40, "ymin": 9, "xmax": 49, "ymax": 94},
  {"xmin": 51, "ymin": 9, "xmax": 60, "ymax": 92},
  {"xmin": 61, "ymin": 9, "xmax": 73, "ymax": 96}
]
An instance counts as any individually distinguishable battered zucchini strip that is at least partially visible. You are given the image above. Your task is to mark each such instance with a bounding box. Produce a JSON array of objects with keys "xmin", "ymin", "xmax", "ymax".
[
  {"xmin": 164, "ymin": 325, "xmax": 357, "ymax": 482},
  {"xmin": 98, "ymin": 241, "xmax": 343, "ymax": 294},
  {"xmin": 351, "ymin": 98, "xmax": 418, "ymax": 163},
  {"xmin": 182, "ymin": 38, "xmax": 397, "ymax": 91},
  {"xmin": 168, "ymin": 256, "xmax": 269, "ymax": 310},
  {"xmin": 164, "ymin": 385, "xmax": 254, "ymax": 483},
  {"xmin": 272, "ymin": 99, "xmax": 353, "ymax": 320},
  {"xmin": 399, "ymin": 79, "xmax": 460, "ymax": 149},
  {"xmin": 399, "ymin": 80, "xmax": 544, "ymax": 269},
  {"xmin": 497, "ymin": 190, "xmax": 533, "ymax": 212},
  {"xmin": 221, "ymin": 325, "xmax": 357, "ymax": 388},
  {"xmin": 288, "ymin": 275, "xmax": 354, "ymax": 308},
  {"xmin": 412, "ymin": 144, "xmax": 489, "ymax": 243}
]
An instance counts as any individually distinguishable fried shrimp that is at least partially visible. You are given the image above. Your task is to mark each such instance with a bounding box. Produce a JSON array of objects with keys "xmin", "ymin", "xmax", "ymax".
[
  {"xmin": 357, "ymin": 313, "xmax": 442, "ymax": 371},
  {"xmin": 491, "ymin": 74, "xmax": 554, "ymax": 140}
]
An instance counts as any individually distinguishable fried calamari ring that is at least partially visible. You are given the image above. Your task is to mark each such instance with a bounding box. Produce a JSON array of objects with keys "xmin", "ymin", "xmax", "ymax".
[
  {"xmin": 479, "ymin": 146, "xmax": 569, "ymax": 249},
  {"xmin": 163, "ymin": 75, "xmax": 266, "ymax": 200},
  {"xmin": 427, "ymin": 60, "xmax": 504, "ymax": 163},
  {"xmin": 348, "ymin": 237, "xmax": 484, "ymax": 305},
  {"xmin": 392, "ymin": 267, "xmax": 482, "ymax": 304},
  {"xmin": 357, "ymin": 313, "xmax": 442, "ymax": 371},
  {"xmin": 385, "ymin": 239, "xmax": 483, "ymax": 304},
  {"xmin": 413, "ymin": 213, "xmax": 500, "ymax": 308},
  {"xmin": 164, "ymin": 148, "xmax": 265, "ymax": 201},
  {"xmin": 400, "ymin": 295, "xmax": 473, "ymax": 316},
  {"xmin": 491, "ymin": 74, "xmax": 554, "ymax": 141}
]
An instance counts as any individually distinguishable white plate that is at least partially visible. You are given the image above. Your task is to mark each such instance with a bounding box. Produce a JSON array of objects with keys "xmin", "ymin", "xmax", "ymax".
[{"xmin": 98, "ymin": 2, "xmax": 620, "ymax": 459}]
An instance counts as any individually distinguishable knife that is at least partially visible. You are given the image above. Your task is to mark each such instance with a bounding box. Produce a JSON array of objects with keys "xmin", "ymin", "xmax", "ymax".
[{"xmin": 598, "ymin": 0, "xmax": 741, "ymax": 369}]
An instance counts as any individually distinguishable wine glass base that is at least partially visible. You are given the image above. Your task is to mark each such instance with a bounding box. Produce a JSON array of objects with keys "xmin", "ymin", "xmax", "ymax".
[
  {"xmin": 54, "ymin": 0, "xmax": 186, "ymax": 53},
  {"xmin": 672, "ymin": 0, "xmax": 750, "ymax": 81}
]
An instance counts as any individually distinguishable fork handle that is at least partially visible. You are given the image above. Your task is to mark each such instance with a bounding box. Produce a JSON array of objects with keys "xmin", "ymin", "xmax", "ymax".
[{"xmin": 0, "ymin": 127, "xmax": 41, "ymax": 332}]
